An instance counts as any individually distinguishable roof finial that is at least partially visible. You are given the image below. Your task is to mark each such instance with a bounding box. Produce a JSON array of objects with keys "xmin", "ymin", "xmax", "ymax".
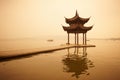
[{"xmin": 75, "ymin": 10, "xmax": 79, "ymax": 16}]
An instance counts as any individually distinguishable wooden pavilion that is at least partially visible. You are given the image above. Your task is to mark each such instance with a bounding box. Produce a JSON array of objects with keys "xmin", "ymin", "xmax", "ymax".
[{"xmin": 62, "ymin": 11, "xmax": 93, "ymax": 45}]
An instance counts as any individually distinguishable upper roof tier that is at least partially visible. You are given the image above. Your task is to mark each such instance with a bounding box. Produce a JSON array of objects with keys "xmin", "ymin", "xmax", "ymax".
[{"xmin": 65, "ymin": 11, "xmax": 90, "ymax": 24}]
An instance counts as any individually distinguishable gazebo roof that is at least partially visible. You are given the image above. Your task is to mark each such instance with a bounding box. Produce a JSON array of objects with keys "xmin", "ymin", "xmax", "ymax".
[
  {"xmin": 62, "ymin": 24, "xmax": 93, "ymax": 33},
  {"xmin": 62, "ymin": 11, "xmax": 93, "ymax": 33},
  {"xmin": 65, "ymin": 11, "xmax": 90, "ymax": 24}
]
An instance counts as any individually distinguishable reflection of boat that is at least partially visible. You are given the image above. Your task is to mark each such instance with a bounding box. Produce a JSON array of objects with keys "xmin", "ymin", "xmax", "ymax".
[
  {"xmin": 47, "ymin": 39, "xmax": 53, "ymax": 42},
  {"xmin": 87, "ymin": 40, "xmax": 90, "ymax": 41},
  {"xmin": 62, "ymin": 47, "xmax": 94, "ymax": 78}
]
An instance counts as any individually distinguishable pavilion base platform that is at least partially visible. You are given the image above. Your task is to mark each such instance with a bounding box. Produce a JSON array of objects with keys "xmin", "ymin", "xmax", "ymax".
[
  {"xmin": 0, "ymin": 44, "xmax": 95, "ymax": 62},
  {"xmin": 65, "ymin": 44, "xmax": 96, "ymax": 47}
]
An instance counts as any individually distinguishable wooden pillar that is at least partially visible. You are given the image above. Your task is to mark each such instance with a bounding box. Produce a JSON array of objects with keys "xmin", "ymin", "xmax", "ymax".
[
  {"xmin": 83, "ymin": 33, "xmax": 85, "ymax": 45},
  {"xmin": 85, "ymin": 33, "xmax": 87, "ymax": 45},
  {"xmin": 75, "ymin": 33, "xmax": 76, "ymax": 45},
  {"xmin": 77, "ymin": 33, "xmax": 79, "ymax": 45},
  {"xmin": 67, "ymin": 33, "xmax": 70, "ymax": 44},
  {"xmin": 78, "ymin": 33, "xmax": 79, "ymax": 45}
]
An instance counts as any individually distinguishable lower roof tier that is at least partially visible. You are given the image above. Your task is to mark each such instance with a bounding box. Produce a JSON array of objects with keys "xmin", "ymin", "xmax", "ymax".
[{"xmin": 62, "ymin": 25, "xmax": 93, "ymax": 33}]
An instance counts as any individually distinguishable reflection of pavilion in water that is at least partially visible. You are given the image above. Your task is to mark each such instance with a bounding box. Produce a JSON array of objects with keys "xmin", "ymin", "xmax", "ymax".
[{"xmin": 62, "ymin": 47, "xmax": 94, "ymax": 78}]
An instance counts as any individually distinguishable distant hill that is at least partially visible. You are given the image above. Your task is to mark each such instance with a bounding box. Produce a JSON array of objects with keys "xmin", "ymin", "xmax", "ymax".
[{"xmin": 108, "ymin": 38, "xmax": 120, "ymax": 40}]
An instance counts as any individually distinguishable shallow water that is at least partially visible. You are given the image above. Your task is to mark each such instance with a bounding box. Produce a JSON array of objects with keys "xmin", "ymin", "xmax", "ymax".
[{"xmin": 0, "ymin": 38, "xmax": 120, "ymax": 80}]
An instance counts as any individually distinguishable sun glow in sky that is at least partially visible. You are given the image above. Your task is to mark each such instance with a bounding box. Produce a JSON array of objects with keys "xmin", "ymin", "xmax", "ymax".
[{"xmin": 0, "ymin": 0, "xmax": 120, "ymax": 38}]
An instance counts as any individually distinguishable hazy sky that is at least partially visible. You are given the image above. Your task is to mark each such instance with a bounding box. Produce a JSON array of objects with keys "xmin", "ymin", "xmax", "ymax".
[{"xmin": 0, "ymin": 0, "xmax": 120, "ymax": 38}]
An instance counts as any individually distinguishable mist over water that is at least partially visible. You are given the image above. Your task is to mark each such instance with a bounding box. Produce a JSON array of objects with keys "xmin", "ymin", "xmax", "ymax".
[
  {"xmin": 0, "ymin": 36, "xmax": 65, "ymax": 51},
  {"xmin": 0, "ymin": 36, "xmax": 120, "ymax": 80}
]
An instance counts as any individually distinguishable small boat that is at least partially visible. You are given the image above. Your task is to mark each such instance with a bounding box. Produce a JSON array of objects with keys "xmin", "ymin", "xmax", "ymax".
[{"xmin": 47, "ymin": 39, "xmax": 53, "ymax": 42}]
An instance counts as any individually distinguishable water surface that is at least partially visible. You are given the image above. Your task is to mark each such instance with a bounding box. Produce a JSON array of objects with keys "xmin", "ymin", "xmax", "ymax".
[{"xmin": 0, "ymin": 38, "xmax": 120, "ymax": 80}]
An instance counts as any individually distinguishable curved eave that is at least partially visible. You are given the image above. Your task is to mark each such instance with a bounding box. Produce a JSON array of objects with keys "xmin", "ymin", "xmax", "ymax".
[
  {"xmin": 65, "ymin": 16, "xmax": 90, "ymax": 24},
  {"xmin": 80, "ymin": 17, "xmax": 90, "ymax": 23},
  {"xmin": 82, "ymin": 25, "xmax": 93, "ymax": 31},
  {"xmin": 62, "ymin": 25, "xmax": 93, "ymax": 32},
  {"xmin": 65, "ymin": 15, "xmax": 78, "ymax": 22},
  {"xmin": 62, "ymin": 26, "xmax": 70, "ymax": 31}
]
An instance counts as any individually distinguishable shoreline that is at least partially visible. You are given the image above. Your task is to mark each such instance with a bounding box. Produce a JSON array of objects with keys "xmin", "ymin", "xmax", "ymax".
[{"xmin": 0, "ymin": 44, "xmax": 95, "ymax": 62}]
